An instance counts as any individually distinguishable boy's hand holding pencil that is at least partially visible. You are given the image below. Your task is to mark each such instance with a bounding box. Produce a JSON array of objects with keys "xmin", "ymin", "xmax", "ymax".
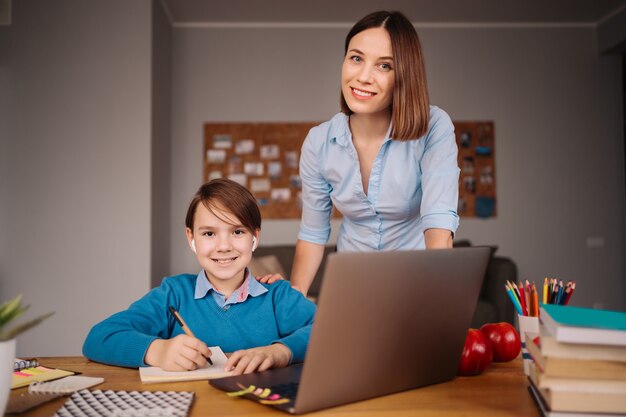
[{"xmin": 144, "ymin": 334, "xmax": 213, "ymax": 372}]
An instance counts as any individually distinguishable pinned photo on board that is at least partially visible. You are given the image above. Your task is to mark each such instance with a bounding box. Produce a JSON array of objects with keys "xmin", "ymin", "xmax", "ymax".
[
  {"xmin": 461, "ymin": 157, "xmax": 474, "ymax": 174},
  {"xmin": 285, "ymin": 151, "xmax": 299, "ymax": 168},
  {"xmin": 268, "ymin": 162, "xmax": 282, "ymax": 180},
  {"xmin": 235, "ymin": 139, "xmax": 255, "ymax": 155},
  {"xmin": 207, "ymin": 149, "xmax": 227, "ymax": 163},
  {"xmin": 460, "ymin": 131, "xmax": 472, "ymax": 148},
  {"xmin": 260, "ymin": 144, "xmax": 280, "ymax": 160},
  {"xmin": 244, "ymin": 162, "xmax": 264, "ymax": 176},
  {"xmin": 250, "ymin": 178, "xmax": 271, "ymax": 193},
  {"xmin": 271, "ymin": 188, "xmax": 291, "ymax": 203},
  {"xmin": 213, "ymin": 134, "xmax": 232, "ymax": 149},
  {"xmin": 228, "ymin": 173, "xmax": 247, "ymax": 187},
  {"xmin": 228, "ymin": 156, "xmax": 242, "ymax": 174}
]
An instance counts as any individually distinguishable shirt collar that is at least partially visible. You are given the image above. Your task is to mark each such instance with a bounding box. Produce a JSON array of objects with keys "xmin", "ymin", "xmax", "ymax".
[
  {"xmin": 194, "ymin": 268, "xmax": 268, "ymax": 300},
  {"xmin": 331, "ymin": 113, "xmax": 393, "ymax": 147}
]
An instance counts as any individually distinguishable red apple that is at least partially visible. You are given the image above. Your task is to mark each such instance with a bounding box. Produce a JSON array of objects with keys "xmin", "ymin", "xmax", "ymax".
[
  {"xmin": 480, "ymin": 322, "xmax": 521, "ymax": 362},
  {"xmin": 457, "ymin": 328, "xmax": 493, "ymax": 376}
]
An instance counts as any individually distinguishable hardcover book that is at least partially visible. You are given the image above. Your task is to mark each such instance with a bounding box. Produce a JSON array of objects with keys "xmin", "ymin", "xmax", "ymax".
[{"xmin": 540, "ymin": 304, "xmax": 626, "ymax": 346}]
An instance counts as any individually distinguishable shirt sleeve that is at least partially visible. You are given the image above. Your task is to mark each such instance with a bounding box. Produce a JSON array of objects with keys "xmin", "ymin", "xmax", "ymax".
[
  {"xmin": 270, "ymin": 281, "xmax": 316, "ymax": 363},
  {"xmin": 82, "ymin": 279, "xmax": 176, "ymax": 368},
  {"xmin": 298, "ymin": 129, "xmax": 333, "ymax": 244},
  {"xmin": 419, "ymin": 108, "xmax": 460, "ymax": 234}
]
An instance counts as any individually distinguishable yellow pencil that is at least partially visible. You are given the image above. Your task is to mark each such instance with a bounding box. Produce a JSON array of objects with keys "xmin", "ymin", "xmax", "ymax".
[{"xmin": 542, "ymin": 277, "xmax": 548, "ymax": 304}]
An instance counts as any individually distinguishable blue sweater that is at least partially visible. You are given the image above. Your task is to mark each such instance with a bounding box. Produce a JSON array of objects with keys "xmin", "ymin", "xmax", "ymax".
[{"xmin": 82, "ymin": 274, "xmax": 316, "ymax": 368}]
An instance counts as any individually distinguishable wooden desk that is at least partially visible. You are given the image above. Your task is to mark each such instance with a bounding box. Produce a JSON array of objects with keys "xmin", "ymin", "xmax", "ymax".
[{"xmin": 8, "ymin": 357, "xmax": 539, "ymax": 416}]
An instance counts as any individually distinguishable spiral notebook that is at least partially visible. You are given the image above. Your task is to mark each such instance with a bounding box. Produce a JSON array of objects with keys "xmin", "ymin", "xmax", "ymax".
[
  {"xmin": 12, "ymin": 359, "xmax": 76, "ymax": 389},
  {"xmin": 14, "ymin": 358, "xmax": 40, "ymax": 371}
]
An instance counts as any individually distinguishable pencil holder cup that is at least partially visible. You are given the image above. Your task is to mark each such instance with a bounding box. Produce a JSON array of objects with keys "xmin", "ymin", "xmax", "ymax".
[{"xmin": 517, "ymin": 315, "xmax": 539, "ymax": 375}]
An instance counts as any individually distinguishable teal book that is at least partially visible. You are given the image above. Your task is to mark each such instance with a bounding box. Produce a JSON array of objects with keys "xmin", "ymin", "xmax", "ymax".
[{"xmin": 540, "ymin": 304, "xmax": 626, "ymax": 347}]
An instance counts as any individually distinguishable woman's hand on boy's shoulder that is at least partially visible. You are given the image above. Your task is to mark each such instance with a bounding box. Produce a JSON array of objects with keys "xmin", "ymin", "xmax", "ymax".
[
  {"xmin": 255, "ymin": 273, "xmax": 285, "ymax": 284},
  {"xmin": 225, "ymin": 343, "xmax": 291, "ymax": 375},
  {"xmin": 145, "ymin": 334, "xmax": 212, "ymax": 371}
]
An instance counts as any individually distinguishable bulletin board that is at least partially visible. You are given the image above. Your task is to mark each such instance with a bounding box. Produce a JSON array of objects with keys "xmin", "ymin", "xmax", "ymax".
[
  {"xmin": 204, "ymin": 122, "xmax": 333, "ymax": 219},
  {"xmin": 204, "ymin": 121, "xmax": 496, "ymax": 219},
  {"xmin": 454, "ymin": 121, "xmax": 496, "ymax": 218}
]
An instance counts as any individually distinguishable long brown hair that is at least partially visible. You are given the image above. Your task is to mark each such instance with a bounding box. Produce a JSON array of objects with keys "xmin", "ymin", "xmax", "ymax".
[{"xmin": 340, "ymin": 11, "xmax": 430, "ymax": 140}]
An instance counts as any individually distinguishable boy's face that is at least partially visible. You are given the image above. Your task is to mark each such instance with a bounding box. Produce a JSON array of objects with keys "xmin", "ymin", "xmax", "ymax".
[{"xmin": 186, "ymin": 202, "xmax": 258, "ymax": 293}]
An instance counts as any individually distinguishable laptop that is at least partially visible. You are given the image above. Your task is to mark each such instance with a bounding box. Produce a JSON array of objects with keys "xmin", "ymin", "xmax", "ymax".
[{"xmin": 210, "ymin": 247, "xmax": 491, "ymax": 414}]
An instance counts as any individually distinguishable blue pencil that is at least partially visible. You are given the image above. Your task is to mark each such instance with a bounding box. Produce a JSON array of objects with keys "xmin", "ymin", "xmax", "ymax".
[{"xmin": 505, "ymin": 284, "xmax": 524, "ymax": 316}]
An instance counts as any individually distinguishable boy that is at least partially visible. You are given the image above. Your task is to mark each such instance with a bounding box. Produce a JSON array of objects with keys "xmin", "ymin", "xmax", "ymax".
[{"xmin": 83, "ymin": 179, "xmax": 316, "ymax": 375}]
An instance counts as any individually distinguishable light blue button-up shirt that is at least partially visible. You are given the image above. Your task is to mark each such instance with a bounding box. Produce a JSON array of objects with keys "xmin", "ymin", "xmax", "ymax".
[
  {"xmin": 194, "ymin": 269, "xmax": 268, "ymax": 310},
  {"xmin": 298, "ymin": 106, "xmax": 459, "ymax": 252}
]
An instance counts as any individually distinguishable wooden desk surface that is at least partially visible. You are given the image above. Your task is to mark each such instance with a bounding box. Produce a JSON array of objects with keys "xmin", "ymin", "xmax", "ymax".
[{"xmin": 8, "ymin": 357, "xmax": 539, "ymax": 416}]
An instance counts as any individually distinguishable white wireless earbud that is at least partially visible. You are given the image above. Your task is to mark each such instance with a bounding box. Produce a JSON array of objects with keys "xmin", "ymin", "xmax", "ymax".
[
  {"xmin": 191, "ymin": 239, "xmax": 197, "ymax": 254},
  {"xmin": 252, "ymin": 237, "xmax": 257, "ymax": 252}
]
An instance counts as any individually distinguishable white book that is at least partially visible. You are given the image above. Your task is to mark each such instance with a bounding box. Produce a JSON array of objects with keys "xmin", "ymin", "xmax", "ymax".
[
  {"xmin": 28, "ymin": 376, "xmax": 104, "ymax": 394},
  {"xmin": 539, "ymin": 324, "xmax": 626, "ymax": 362},
  {"xmin": 139, "ymin": 345, "xmax": 232, "ymax": 384}
]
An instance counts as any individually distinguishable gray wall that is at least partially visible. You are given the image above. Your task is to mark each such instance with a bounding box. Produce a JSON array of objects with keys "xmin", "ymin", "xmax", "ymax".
[
  {"xmin": 0, "ymin": 0, "xmax": 153, "ymax": 356},
  {"xmin": 151, "ymin": 2, "xmax": 173, "ymax": 286},
  {"xmin": 1, "ymin": 5, "xmax": 624, "ymax": 356},
  {"xmin": 170, "ymin": 25, "xmax": 625, "ymax": 312}
]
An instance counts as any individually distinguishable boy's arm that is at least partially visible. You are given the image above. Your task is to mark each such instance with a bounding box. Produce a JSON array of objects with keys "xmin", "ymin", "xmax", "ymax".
[
  {"xmin": 270, "ymin": 281, "xmax": 317, "ymax": 363},
  {"xmin": 82, "ymin": 280, "xmax": 175, "ymax": 368}
]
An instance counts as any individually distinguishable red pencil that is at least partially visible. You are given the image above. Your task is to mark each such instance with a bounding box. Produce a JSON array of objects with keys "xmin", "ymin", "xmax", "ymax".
[
  {"xmin": 518, "ymin": 282, "xmax": 527, "ymax": 316},
  {"xmin": 564, "ymin": 281, "xmax": 576, "ymax": 305}
]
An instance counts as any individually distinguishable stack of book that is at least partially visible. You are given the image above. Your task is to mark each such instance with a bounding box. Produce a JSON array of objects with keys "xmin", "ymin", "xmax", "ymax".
[{"xmin": 526, "ymin": 304, "xmax": 626, "ymax": 417}]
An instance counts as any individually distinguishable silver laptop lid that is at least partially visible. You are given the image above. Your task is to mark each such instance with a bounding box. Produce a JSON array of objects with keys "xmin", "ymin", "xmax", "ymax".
[{"xmin": 295, "ymin": 247, "xmax": 490, "ymax": 413}]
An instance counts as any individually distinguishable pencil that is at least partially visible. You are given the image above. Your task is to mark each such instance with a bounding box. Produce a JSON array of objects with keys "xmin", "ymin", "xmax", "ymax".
[
  {"xmin": 542, "ymin": 277, "xmax": 548, "ymax": 304},
  {"xmin": 531, "ymin": 284, "xmax": 539, "ymax": 317},
  {"xmin": 169, "ymin": 306, "xmax": 213, "ymax": 366},
  {"xmin": 517, "ymin": 282, "xmax": 527, "ymax": 316},
  {"xmin": 551, "ymin": 281, "xmax": 559, "ymax": 305},
  {"xmin": 564, "ymin": 282, "xmax": 575, "ymax": 305},
  {"xmin": 504, "ymin": 284, "xmax": 523, "ymax": 316},
  {"xmin": 507, "ymin": 280, "xmax": 520, "ymax": 304}
]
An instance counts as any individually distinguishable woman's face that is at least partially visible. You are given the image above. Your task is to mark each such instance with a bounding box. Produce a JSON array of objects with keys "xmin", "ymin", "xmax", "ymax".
[{"xmin": 341, "ymin": 27, "xmax": 395, "ymax": 117}]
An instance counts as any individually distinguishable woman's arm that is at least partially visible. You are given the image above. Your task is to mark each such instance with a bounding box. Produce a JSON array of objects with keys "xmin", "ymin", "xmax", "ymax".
[
  {"xmin": 424, "ymin": 228, "xmax": 453, "ymax": 249},
  {"xmin": 289, "ymin": 239, "xmax": 326, "ymax": 296}
]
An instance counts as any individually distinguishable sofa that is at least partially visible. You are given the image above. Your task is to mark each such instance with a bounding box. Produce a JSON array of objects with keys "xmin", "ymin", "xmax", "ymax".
[{"xmin": 249, "ymin": 240, "xmax": 516, "ymax": 328}]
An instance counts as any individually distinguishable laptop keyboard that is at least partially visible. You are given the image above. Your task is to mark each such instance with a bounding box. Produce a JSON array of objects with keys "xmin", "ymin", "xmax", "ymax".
[{"xmin": 268, "ymin": 382, "xmax": 299, "ymax": 399}]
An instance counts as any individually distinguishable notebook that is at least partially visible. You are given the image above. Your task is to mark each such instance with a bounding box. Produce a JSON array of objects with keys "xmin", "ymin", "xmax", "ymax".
[
  {"xmin": 12, "ymin": 363, "xmax": 76, "ymax": 389},
  {"xmin": 210, "ymin": 247, "xmax": 491, "ymax": 414},
  {"xmin": 29, "ymin": 376, "xmax": 105, "ymax": 393},
  {"xmin": 140, "ymin": 346, "xmax": 232, "ymax": 383},
  {"xmin": 14, "ymin": 358, "xmax": 40, "ymax": 371},
  {"xmin": 5, "ymin": 376, "xmax": 105, "ymax": 413},
  {"xmin": 53, "ymin": 389, "xmax": 194, "ymax": 417}
]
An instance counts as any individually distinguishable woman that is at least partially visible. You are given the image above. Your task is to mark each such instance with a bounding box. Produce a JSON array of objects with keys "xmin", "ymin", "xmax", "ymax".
[{"xmin": 261, "ymin": 11, "xmax": 459, "ymax": 296}]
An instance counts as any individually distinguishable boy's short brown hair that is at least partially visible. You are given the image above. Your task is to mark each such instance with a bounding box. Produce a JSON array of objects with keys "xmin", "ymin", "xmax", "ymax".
[{"xmin": 185, "ymin": 178, "xmax": 261, "ymax": 233}]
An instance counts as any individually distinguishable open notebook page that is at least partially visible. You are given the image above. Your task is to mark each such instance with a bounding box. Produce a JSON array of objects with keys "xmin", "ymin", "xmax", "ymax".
[{"xmin": 139, "ymin": 346, "xmax": 232, "ymax": 383}]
